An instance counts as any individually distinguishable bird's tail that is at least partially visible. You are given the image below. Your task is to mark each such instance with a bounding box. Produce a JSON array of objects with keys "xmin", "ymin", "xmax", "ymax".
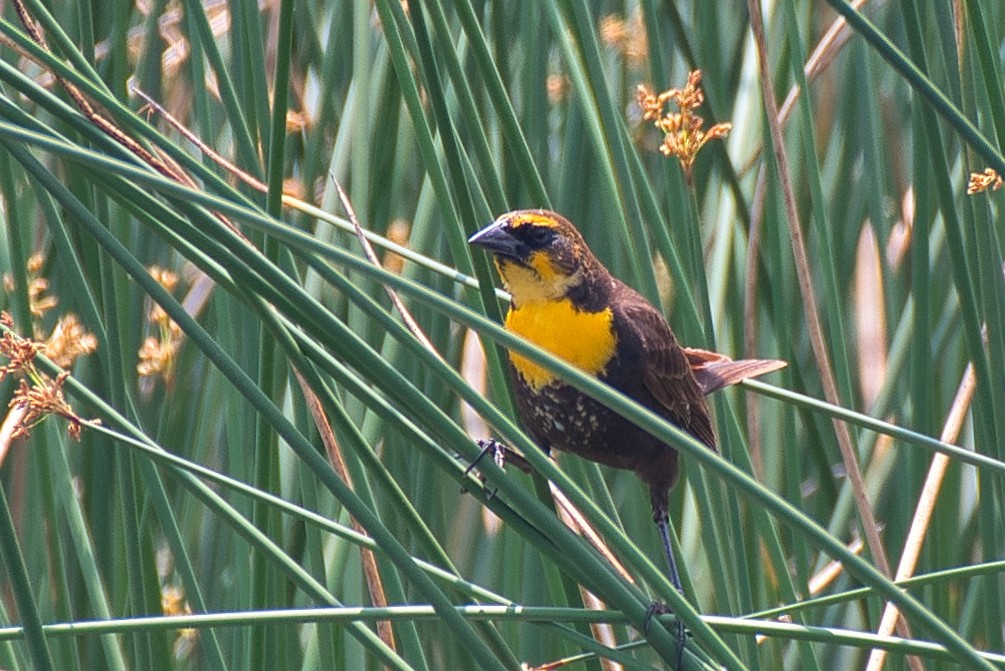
[{"xmin": 684, "ymin": 347, "xmax": 786, "ymax": 396}]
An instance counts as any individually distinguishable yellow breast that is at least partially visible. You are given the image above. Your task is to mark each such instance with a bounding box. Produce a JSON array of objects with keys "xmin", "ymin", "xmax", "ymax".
[{"xmin": 504, "ymin": 298, "xmax": 618, "ymax": 390}]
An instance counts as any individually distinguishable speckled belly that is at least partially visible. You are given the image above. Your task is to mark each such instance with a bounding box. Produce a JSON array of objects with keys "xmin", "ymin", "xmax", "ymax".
[{"xmin": 514, "ymin": 378, "xmax": 670, "ymax": 476}]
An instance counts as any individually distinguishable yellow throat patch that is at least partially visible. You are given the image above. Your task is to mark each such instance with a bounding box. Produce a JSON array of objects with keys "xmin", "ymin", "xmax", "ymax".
[
  {"xmin": 504, "ymin": 299, "xmax": 617, "ymax": 390},
  {"xmin": 496, "ymin": 250, "xmax": 578, "ymax": 303}
]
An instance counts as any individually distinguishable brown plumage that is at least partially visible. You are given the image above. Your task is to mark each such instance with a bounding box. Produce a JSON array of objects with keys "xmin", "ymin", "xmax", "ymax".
[
  {"xmin": 469, "ymin": 209, "xmax": 784, "ymax": 662},
  {"xmin": 469, "ymin": 210, "xmax": 777, "ymax": 515},
  {"xmin": 509, "ymin": 266, "xmax": 716, "ymax": 522}
]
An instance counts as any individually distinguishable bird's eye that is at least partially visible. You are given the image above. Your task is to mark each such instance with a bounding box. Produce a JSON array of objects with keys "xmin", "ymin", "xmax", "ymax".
[{"xmin": 525, "ymin": 227, "xmax": 552, "ymax": 246}]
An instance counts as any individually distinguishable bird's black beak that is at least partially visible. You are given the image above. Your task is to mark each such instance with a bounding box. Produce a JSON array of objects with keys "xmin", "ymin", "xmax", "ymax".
[{"xmin": 468, "ymin": 221, "xmax": 523, "ymax": 260}]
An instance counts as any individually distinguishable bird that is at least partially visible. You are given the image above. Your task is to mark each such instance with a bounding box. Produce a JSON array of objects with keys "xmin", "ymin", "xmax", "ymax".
[{"xmin": 469, "ymin": 208, "xmax": 785, "ymax": 666}]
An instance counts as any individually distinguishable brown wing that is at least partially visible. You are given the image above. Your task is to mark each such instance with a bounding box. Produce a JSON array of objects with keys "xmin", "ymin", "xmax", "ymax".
[
  {"xmin": 684, "ymin": 347, "xmax": 787, "ymax": 396},
  {"xmin": 615, "ymin": 295, "xmax": 717, "ymax": 451}
]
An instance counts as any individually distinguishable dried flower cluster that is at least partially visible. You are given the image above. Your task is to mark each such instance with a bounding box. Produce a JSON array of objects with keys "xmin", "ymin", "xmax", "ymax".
[
  {"xmin": 0, "ymin": 311, "xmax": 98, "ymax": 441},
  {"xmin": 636, "ymin": 70, "xmax": 731, "ymax": 183},
  {"xmin": 382, "ymin": 218, "xmax": 412, "ymax": 275},
  {"xmin": 546, "ymin": 73, "xmax": 570, "ymax": 104},
  {"xmin": 2, "ymin": 252, "xmax": 58, "ymax": 323},
  {"xmin": 599, "ymin": 11, "xmax": 648, "ymax": 66},
  {"xmin": 1, "ymin": 253, "xmax": 99, "ymax": 443},
  {"xmin": 967, "ymin": 168, "xmax": 1002, "ymax": 195},
  {"xmin": 160, "ymin": 583, "xmax": 198, "ymax": 658},
  {"xmin": 137, "ymin": 266, "xmax": 184, "ymax": 385},
  {"xmin": 46, "ymin": 313, "xmax": 99, "ymax": 369}
]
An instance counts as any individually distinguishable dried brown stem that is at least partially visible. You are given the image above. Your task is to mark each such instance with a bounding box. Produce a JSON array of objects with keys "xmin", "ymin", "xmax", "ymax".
[
  {"xmin": 549, "ymin": 484, "xmax": 624, "ymax": 671},
  {"xmin": 743, "ymin": 173, "xmax": 769, "ymax": 478},
  {"xmin": 292, "ymin": 368, "xmax": 396, "ymax": 655},
  {"xmin": 743, "ymin": 0, "xmax": 867, "ymax": 476},
  {"xmin": 12, "ymin": 1, "xmax": 251, "ymax": 257},
  {"xmin": 331, "ymin": 179, "xmax": 442, "ymax": 361},
  {"xmin": 132, "ymin": 85, "xmax": 265, "ymax": 193},
  {"xmin": 865, "ymin": 363, "xmax": 976, "ymax": 671},
  {"xmin": 12, "ymin": 0, "xmax": 182, "ymax": 183},
  {"xmin": 744, "ymin": 1, "xmax": 918, "ymax": 658}
]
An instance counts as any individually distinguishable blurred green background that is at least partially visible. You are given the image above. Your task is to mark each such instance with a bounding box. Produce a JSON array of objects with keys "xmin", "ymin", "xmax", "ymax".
[{"xmin": 0, "ymin": 0, "xmax": 1003, "ymax": 669}]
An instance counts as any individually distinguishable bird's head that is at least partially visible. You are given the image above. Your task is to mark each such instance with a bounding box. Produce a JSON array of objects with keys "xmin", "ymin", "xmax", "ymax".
[{"xmin": 469, "ymin": 210, "xmax": 603, "ymax": 307}]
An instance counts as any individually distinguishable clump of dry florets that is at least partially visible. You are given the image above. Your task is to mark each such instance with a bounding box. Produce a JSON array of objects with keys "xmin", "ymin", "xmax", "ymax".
[
  {"xmin": 599, "ymin": 11, "xmax": 648, "ymax": 66},
  {"xmin": 2, "ymin": 253, "xmax": 58, "ymax": 325},
  {"xmin": 0, "ymin": 311, "xmax": 99, "ymax": 441},
  {"xmin": 137, "ymin": 266, "xmax": 185, "ymax": 386},
  {"xmin": 967, "ymin": 168, "xmax": 1003, "ymax": 195},
  {"xmin": 636, "ymin": 70, "xmax": 731, "ymax": 183},
  {"xmin": 160, "ymin": 582, "xmax": 199, "ymax": 658},
  {"xmin": 46, "ymin": 313, "xmax": 99, "ymax": 368}
]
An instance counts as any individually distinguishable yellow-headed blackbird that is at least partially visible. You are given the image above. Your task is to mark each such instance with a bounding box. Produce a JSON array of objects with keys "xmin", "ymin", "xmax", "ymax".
[
  {"xmin": 470, "ymin": 209, "xmax": 783, "ymax": 662},
  {"xmin": 471, "ymin": 209, "xmax": 715, "ymax": 517}
]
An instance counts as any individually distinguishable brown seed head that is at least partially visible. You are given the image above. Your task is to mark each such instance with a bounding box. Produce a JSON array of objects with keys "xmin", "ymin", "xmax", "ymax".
[
  {"xmin": 636, "ymin": 70, "xmax": 731, "ymax": 183},
  {"xmin": 967, "ymin": 168, "xmax": 1003, "ymax": 195}
]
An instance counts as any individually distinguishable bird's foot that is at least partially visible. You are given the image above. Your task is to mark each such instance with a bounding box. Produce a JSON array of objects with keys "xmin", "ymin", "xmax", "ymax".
[
  {"xmin": 644, "ymin": 602, "xmax": 688, "ymax": 669},
  {"xmin": 459, "ymin": 439, "xmax": 534, "ymax": 498},
  {"xmin": 465, "ymin": 439, "xmax": 534, "ymax": 476}
]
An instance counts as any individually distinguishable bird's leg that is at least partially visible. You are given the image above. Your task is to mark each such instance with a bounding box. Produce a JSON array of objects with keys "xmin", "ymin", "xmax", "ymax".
[
  {"xmin": 656, "ymin": 516, "xmax": 685, "ymax": 599},
  {"xmin": 651, "ymin": 498, "xmax": 688, "ymax": 670},
  {"xmin": 652, "ymin": 516, "xmax": 687, "ymax": 668}
]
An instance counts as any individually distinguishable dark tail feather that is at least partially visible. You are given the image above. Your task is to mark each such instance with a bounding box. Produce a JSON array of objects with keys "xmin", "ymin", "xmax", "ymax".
[{"xmin": 684, "ymin": 347, "xmax": 786, "ymax": 396}]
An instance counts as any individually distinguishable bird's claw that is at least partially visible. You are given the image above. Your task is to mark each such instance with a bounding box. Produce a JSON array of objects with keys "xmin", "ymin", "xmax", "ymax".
[
  {"xmin": 459, "ymin": 439, "xmax": 531, "ymax": 499},
  {"xmin": 644, "ymin": 601, "xmax": 687, "ymax": 669},
  {"xmin": 643, "ymin": 601, "xmax": 672, "ymax": 629},
  {"xmin": 465, "ymin": 439, "xmax": 534, "ymax": 477},
  {"xmin": 466, "ymin": 439, "xmax": 506, "ymax": 477}
]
